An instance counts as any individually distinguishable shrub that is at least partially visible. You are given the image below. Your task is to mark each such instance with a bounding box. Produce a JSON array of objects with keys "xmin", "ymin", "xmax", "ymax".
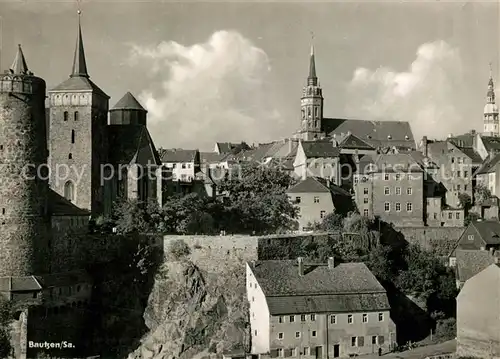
[{"xmin": 169, "ymin": 240, "xmax": 191, "ymax": 260}]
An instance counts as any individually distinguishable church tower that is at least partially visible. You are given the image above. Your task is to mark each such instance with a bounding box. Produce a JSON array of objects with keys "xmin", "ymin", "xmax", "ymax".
[
  {"xmin": 483, "ymin": 66, "xmax": 499, "ymax": 137},
  {"xmin": 299, "ymin": 45, "xmax": 324, "ymax": 141},
  {"xmin": 0, "ymin": 45, "xmax": 51, "ymax": 277},
  {"xmin": 48, "ymin": 10, "xmax": 110, "ymax": 214}
]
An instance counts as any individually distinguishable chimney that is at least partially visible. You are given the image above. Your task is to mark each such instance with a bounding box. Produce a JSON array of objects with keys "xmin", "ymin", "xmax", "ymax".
[
  {"xmin": 473, "ymin": 132, "xmax": 478, "ymax": 150},
  {"xmin": 471, "ymin": 129, "xmax": 476, "ymax": 135},
  {"xmin": 297, "ymin": 257, "xmax": 304, "ymax": 276},
  {"xmin": 421, "ymin": 136, "xmax": 428, "ymax": 157},
  {"xmin": 448, "ymin": 133, "xmax": 453, "ymax": 139},
  {"xmin": 328, "ymin": 257, "xmax": 335, "ymax": 269},
  {"xmin": 326, "ymin": 178, "xmax": 331, "ymax": 188}
]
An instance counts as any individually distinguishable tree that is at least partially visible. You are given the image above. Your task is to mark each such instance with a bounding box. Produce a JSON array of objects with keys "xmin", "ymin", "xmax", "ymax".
[
  {"xmin": 474, "ymin": 184, "xmax": 492, "ymax": 205},
  {"xmin": 458, "ymin": 192, "xmax": 472, "ymax": 212},
  {"xmin": 315, "ymin": 212, "xmax": 343, "ymax": 231},
  {"xmin": 464, "ymin": 212, "xmax": 481, "ymax": 226},
  {"xmin": 0, "ymin": 299, "xmax": 12, "ymax": 358}
]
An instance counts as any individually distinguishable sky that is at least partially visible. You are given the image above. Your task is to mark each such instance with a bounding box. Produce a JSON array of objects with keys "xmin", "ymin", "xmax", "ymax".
[{"xmin": 1, "ymin": 0, "xmax": 499, "ymax": 151}]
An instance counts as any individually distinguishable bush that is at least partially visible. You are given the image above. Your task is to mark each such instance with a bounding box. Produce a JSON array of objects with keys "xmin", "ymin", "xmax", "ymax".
[{"xmin": 169, "ymin": 240, "xmax": 191, "ymax": 260}]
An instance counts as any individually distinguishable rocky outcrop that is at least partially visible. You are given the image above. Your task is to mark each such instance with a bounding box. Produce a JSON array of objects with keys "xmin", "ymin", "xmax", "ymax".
[{"xmin": 127, "ymin": 258, "xmax": 249, "ymax": 359}]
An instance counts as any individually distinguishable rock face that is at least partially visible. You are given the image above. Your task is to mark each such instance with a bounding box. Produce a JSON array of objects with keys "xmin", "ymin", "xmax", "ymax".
[{"xmin": 127, "ymin": 258, "xmax": 249, "ymax": 359}]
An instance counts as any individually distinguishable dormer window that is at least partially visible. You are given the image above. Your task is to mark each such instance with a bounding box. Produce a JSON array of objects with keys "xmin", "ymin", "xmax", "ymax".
[
  {"xmin": 405, "ymin": 135, "xmax": 409, "ymax": 140},
  {"xmin": 387, "ymin": 135, "xmax": 392, "ymax": 140}
]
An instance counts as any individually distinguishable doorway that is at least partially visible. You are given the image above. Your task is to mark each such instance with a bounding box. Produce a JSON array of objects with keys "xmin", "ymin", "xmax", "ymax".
[{"xmin": 333, "ymin": 344, "xmax": 340, "ymax": 358}]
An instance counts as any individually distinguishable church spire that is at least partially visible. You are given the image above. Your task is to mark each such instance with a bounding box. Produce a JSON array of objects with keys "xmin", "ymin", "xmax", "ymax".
[
  {"xmin": 10, "ymin": 44, "xmax": 29, "ymax": 75},
  {"xmin": 488, "ymin": 62, "xmax": 495, "ymax": 104},
  {"xmin": 307, "ymin": 42, "xmax": 317, "ymax": 86},
  {"xmin": 70, "ymin": 10, "xmax": 89, "ymax": 78}
]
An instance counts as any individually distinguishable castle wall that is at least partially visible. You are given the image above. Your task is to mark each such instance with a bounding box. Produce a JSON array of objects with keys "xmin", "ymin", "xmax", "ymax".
[
  {"xmin": 395, "ymin": 226, "xmax": 464, "ymax": 254},
  {"xmin": 0, "ymin": 75, "xmax": 51, "ymax": 277}
]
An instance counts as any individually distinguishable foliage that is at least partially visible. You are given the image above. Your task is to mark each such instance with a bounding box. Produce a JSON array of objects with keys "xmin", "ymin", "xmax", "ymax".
[
  {"xmin": 458, "ymin": 192, "xmax": 472, "ymax": 212},
  {"xmin": 314, "ymin": 212, "xmax": 343, "ymax": 231},
  {"xmin": 169, "ymin": 240, "xmax": 191, "ymax": 260},
  {"xmin": 432, "ymin": 317, "xmax": 456, "ymax": 341},
  {"xmin": 464, "ymin": 212, "xmax": 481, "ymax": 226},
  {"xmin": 0, "ymin": 299, "xmax": 12, "ymax": 358},
  {"xmin": 474, "ymin": 185, "xmax": 493, "ymax": 205}
]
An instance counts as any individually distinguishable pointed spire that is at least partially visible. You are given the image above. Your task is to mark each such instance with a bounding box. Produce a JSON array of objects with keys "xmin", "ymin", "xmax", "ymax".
[
  {"xmin": 10, "ymin": 44, "xmax": 29, "ymax": 75},
  {"xmin": 307, "ymin": 34, "xmax": 318, "ymax": 86},
  {"xmin": 70, "ymin": 9, "xmax": 89, "ymax": 78},
  {"xmin": 488, "ymin": 62, "xmax": 496, "ymax": 104}
]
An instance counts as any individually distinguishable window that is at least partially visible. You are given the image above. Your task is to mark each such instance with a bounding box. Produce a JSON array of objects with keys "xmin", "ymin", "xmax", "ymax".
[
  {"xmin": 468, "ymin": 234, "xmax": 474, "ymax": 241},
  {"xmin": 465, "ymin": 185, "xmax": 468, "ymax": 190},
  {"xmin": 1, "ymin": 209, "xmax": 4, "ymax": 215},
  {"xmin": 363, "ymin": 198, "xmax": 369, "ymax": 204},
  {"xmin": 434, "ymin": 213, "xmax": 437, "ymax": 219},
  {"xmin": 64, "ymin": 181, "xmax": 75, "ymax": 202},
  {"xmin": 310, "ymin": 314, "xmax": 316, "ymax": 321},
  {"xmin": 295, "ymin": 331, "xmax": 300, "ymax": 338},
  {"xmin": 451, "ymin": 157, "xmax": 455, "ymax": 163},
  {"xmin": 351, "ymin": 337, "xmax": 357, "ymax": 347},
  {"xmin": 406, "ymin": 202, "xmax": 412, "ymax": 212},
  {"xmin": 396, "ymin": 187, "xmax": 401, "ymax": 195},
  {"xmin": 378, "ymin": 336, "xmax": 385, "ymax": 345},
  {"xmin": 295, "ymin": 197, "xmax": 301, "ymax": 203},
  {"xmin": 277, "ymin": 349, "xmax": 283, "ymax": 357},
  {"xmin": 457, "ymin": 171, "xmax": 461, "ymax": 178},
  {"xmin": 363, "ymin": 209, "xmax": 369, "ymax": 217},
  {"xmin": 348, "ymin": 314, "xmax": 353, "ymax": 324},
  {"xmin": 362, "ymin": 314, "xmax": 368, "ymax": 323},
  {"xmin": 289, "ymin": 315, "xmax": 295, "ymax": 323},
  {"xmin": 448, "ymin": 212, "xmax": 452, "ymax": 219},
  {"xmin": 182, "ymin": 163, "xmax": 186, "ymax": 169},
  {"xmin": 384, "ymin": 173, "xmax": 389, "ymax": 181},
  {"xmin": 304, "ymin": 348, "xmax": 310, "ymax": 356},
  {"xmin": 378, "ymin": 313, "xmax": 384, "ymax": 321},
  {"xmin": 354, "ymin": 177, "xmax": 359, "ymax": 184},
  {"xmin": 457, "ymin": 185, "xmax": 461, "ymax": 191},
  {"xmin": 314, "ymin": 196, "xmax": 320, "ymax": 203},
  {"xmin": 330, "ymin": 315, "xmax": 336, "ymax": 324},
  {"xmin": 372, "ymin": 336, "xmax": 377, "ymax": 345},
  {"xmin": 71, "ymin": 130, "xmax": 75, "ymax": 144},
  {"xmin": 456, "ymin": 212, "xmax": 460, "ymax": 219},
  {"xmin": 407, "ymin": 188, "xmax": 412, "ymax": 195},
  {"xmin": 252, "ymin": 296, "xmax": 254, "ymax": 302},
  {"xmin": 278, "ymin": 333, "xmax": 284, "ymax": 340},
  {"xmin": 384, "ymin": 202, "xmax": 390, "ymax": 212},
  {"xmin": 74, "ymin": 111, "xmax": 79, "ymax": 121},
  {"xmin": 311, "ymin": 331, "xmax": 317, "ymax": 337},
  {"xmin": 458, "ymin": 157, "xmax": 462, "ymax": 164},
  {"xmin": 68, "ymin": 153, "xmax": 72, "ymax": 159},
  {"xmin": 278, "ymin": 316, "xmax": 284, "ymax": 323},
  {"xmin": 301, "ymin": 314, "xmax": 306, "ymax": 322},
  {"xmin": 395, "ymin": 173, "xmax": 400, "ymax": 181},
  {"xmin": 464, "ymin": 171, "xmax": 468, "ymax": 178},
  {"xmin": 63, "ymin": 111, "xmax": 68, "ymax": 121},
  {"xmin": 358, "ymin": 336, "xmax": 365, "ymax": 346},
  {"xmin": 363, "ymin": 188, "xmax": 369, "ymax": 195},
  {"xmin": 254, "ymin": 330, "xmax": 257, "ymax": 336},
  {"xmin": 395, "ymin": 202, "xmax": 401, "ymax": 212},
  {"xmin": 320, "ymin": 211, "xmax": 326, "ymax": 219},
  {"xmin": 384, "ymin": 187, "xmax": 390, "ymax": 195}
]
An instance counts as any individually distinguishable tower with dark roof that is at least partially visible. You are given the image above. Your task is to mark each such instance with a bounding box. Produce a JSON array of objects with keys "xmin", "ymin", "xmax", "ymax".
[
  {"xmin": 109, "ymin": 91, "xmax": 147, "ymax": 125},
  {"xmin": 297, "ymin": 44, "xmax": 324, "ymax": 141},
  {"xmin": 0, "ymin": 45, "xmax": 51, "ymax": 277},
  {"xmin": 484, "ymin": 65, "xmax": 499, "ymax": 137},
  {"xmin": 47, "ymin": 10, "xmax": 110, "ymax": 214}
]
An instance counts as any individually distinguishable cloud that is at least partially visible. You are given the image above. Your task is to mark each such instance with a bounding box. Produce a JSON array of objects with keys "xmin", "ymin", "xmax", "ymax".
[
  {"xmin": 129, "ymin": 30, "xmax": 284, "ymax": 151},
  {"xmin": 346, "ymin": 40, "xmax": 468, "ymax": 141}
]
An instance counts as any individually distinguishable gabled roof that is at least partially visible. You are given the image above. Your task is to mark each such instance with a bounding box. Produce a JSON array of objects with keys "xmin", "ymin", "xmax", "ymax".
[
  {"xmin": 111, "ymin": 92, "xmax": 147, "ymax": 112},
  {"xmin": 455, "ymin": 249, "xmax": 498, "ymax": 283},
  {"xmin": 0, "ymin": 276, "xmax": 42, "ymax": 292},
  {"xmin": 407, "ymin": 151, "xmax": 440, "ymax": 169},
  {"xmin": 481, "ymin": 136, "xmax": 500, "ymax": 152},
  {"xmin": 200, "ymin": 152, "xmax": 228, "ymax": 164},
  {"xmin": 476, "ymin": 153, "xmax": 500, "ymax": 175},
  {"xmin": 49, "ymin": 189, "xmax": 90, "ymax": 217},
  {"xmin": 459, "ymin": 148, "xmax": 483, "ymax": 164},
  {"xmin": 300, "ymin": 140, "xmax": 340, "ymax": 158},
  {"xmin": 322, "ymin": 118, "xmax": 414, "ymax": 149},
  {"xmin": 471, "ymin": 220, "xmax": 500, "ymax": 245},
  {"xmin": 161, "ymin": 149, "xmax": 198, "ymax": 163},
  {"xmin": 372, "ymin": 153, "xmax": 423, "ymax": 173},
  {"xmin": 287, "ymin": 177, "xmax": 330, "ymax": 194},
  {"xmin": 449, "ymin": 133, "xmax": 475, "ymax": 148},
  {"xmin": 107, "ymin": 125, "xmax": 161, "ymax": 165},
  {"xmin": 335, "ymin": 133, "xmax": 375, "ymax": 150},
  {"xmin": 10, "ymin": 44, "xmax": 29, "ymax": 75}
]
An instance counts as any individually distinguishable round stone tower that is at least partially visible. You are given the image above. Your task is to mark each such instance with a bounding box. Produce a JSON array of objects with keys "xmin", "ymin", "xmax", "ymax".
[{"xmin": 0, "ymin": 45, "xmax": 51, "ymax": 277}]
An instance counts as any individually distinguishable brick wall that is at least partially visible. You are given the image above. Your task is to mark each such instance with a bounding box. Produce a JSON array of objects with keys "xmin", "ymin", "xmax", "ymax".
[{"xmin": 394, "ymin": 226, "xmax": 464, "ymax": 254}]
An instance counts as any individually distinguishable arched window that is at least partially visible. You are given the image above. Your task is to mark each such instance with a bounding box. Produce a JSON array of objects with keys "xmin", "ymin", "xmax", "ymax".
[
  {"xmin": 71, "ymin": 130, "xmax": 75, "ymax": 144},
  {"xmin": 63, "ymin": 111, "xmax": 68, "ymax": 121},
  {"xmin": 74, "ymin": 111, "xmax": 79, "ymax": 121},
  {"xmin": 64, "ymin": 181, "xmax": 75, "ymax": 202},
  {"xmin": 68, "ymin": 153, "xmax": 72, "ymax": 159}
]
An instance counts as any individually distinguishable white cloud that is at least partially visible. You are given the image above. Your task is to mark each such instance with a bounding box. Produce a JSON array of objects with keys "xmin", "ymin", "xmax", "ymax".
[
  {"xmin": 346, "ymin": 40, "xmax": 468, "ymax": 141},
  {"xmin": 129, "ymin": 30, "xmax": 284, "ymax": 151}
]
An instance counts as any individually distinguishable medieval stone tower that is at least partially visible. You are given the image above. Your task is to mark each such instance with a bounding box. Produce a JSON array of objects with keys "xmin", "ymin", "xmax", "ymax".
[
  {"xmin": 483, "ymin": 67, "xmax": 499, "ymax": 137},
  {"xmin": 298, "ymin": 45, "xmax": 324, "ymax": 141},
  {"xmin": 0, "ymin": 45, "xmax": 51, "ymax": 277},
  {"xmin": 48, "ymin": 11, "xmax": 109, "ymax": 214}
]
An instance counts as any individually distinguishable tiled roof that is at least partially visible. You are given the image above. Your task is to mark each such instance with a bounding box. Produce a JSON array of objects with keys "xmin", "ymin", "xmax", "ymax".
[
  {"xmin": 407, "ymin": 151, "xmax": 440, "ymax": 169},
  {"xmin": 449, "ymin": 134, "xmax": 475, "ymax": 148},
  {"xmin": 200, "ymin": 152, "xmax": 228, "ymax": 164},
  {"xmin": 481, "ymin": 136, "xmax": 500, "ymax": 152},
  {"xmin": 216, "ymin": 142, "xmax": 238, "ymax": 153},
  {"xmin": 49, "ymin": 189, "xmax": 90, "ymax": 217},
  {"xmin": 460, "ymin": 148, "xmax": 483, "ymax": 164},
  {"xmin": 107, "ymin": 125, "xmax": 162, "ymax": 165},
  {"xmin": 251, "ymin": 260, "xmax": 385, "ymax": 296},
  {"xmin": 287, "ymin": 177, "xmax": 330, "ymax": 194},
  {"xmin": 336, "ymin": 133, "xmax": 375, "ymax": 150},
  {"xmin": 0, "ymin": 276, "xmax": 42, "ymax": 292},
  {"xmin": 161, "ymin": 149, "xmax": 198, "ymax": 163},
  {"xmin": 322, "ymin": 118, "xmax": 415, "ymax": 149},
  {"xmin": 111, "ymin": 92, "xmax": 146, "ymax": 111},
  {"xmin": 301, "ymin": 140, "xmax": 340, "ymax": 158},
  {"xmin": 475, "ymin": 153, "xmax": 500, "ymax": 175},
  {"xmin": 372, "ymin": 153, "xmax": 423, "ymax": 172},
  {"xmin": 50, "ymin": 76, "xmax": 109, "ymax": 98},
  {"xmin": 455, "ymin": 249, "xmax": 498, "ymax": 283},
  {"xmin": 471, "ymin": 220, "xmax": 500, "ymax": 245},
  {"xmin": 266, "ymin": 293, "xmax": 390, "ymax": 315}
]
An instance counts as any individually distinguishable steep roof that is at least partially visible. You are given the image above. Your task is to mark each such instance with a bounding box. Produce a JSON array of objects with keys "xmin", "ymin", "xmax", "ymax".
[
  {"xmin": 50, "ymin": 76, "xmax": 109, "ymax": 98},
  {"xmin": 449, "ymin": 133, "xmax": 475, "ymax": 148},
  {"xmin": 300, "ymin": 140, "xmax": 340, "ymax": 158},
  {"xmin": 476, "ymin": 153, "xmax": 500, "ymax": 175},
  {"xmin": 372, "ymin": 153, "xmax": 423, "ymax": 173},
  {"xmin": 481, "ymin": 136, "xmax": 500, "ymax": 152},
  {"xmin": 322, "ymin": 118, "xmax": 414, "ymax": 149},
  {"xmin": 107, "ymin": 125, "xmax": 161, "ymax": 165},
  {"xmin": 455, "ymin": 249, "xmax": 498, "ymax": 283},
  {"xmin": 460, "ymin": 148, "xmax": 483, "ymax": 164},
  {"xmin": 49, "ymin": 189, "xmax": 90, "ymax": 217},
  {"xmin": 161, "ymin": 149, "xmax": 198, "ymax": 163},
  {"xmin": 111, "ymin": 92, "xmax": 147, "ymax": 111},
  {"xmin": 336, "ymin": 133, "xmax": 375, "ymax": 150},
  {"xmin": 287, "ymin": 177, "xmax": 330, "ymax": 194},
  {"xmin": 471, "ymin": 220, "xmax": 500, "ymax": 245},
  {"xmin": 10, "ymin": 44, "xmax": 29, "ymax": 75},
  {"xmin": 407, "ymin": 151, "xmax": 440, "ymax": 169},
  {"xmin": 0, "ymin": 276, "xmax": 42, "ymax": 292},
  {"xmin": 200, "ymin": 152, "xmax": 228, "ymax": 164}
]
